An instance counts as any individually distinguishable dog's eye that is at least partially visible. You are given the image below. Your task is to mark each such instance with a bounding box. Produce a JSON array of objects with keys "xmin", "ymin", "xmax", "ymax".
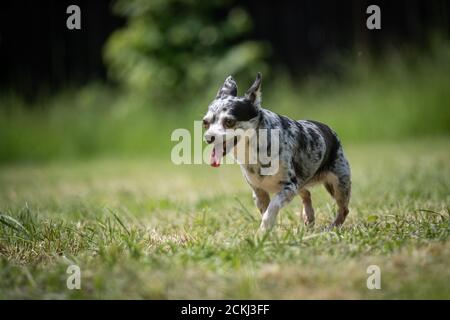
[
  {"xmin": 223, "ymin": 118, "xmax": 236, "ymax": 128},
  {"xmin": 202, "ymin": 119, "xmax": 210, "ymax": 129}
]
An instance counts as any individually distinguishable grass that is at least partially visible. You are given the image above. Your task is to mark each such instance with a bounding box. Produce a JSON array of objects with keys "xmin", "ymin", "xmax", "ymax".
[
  {"xmin": 0, "ymin": 138, "xmax": 449, "ymax": 299},
  {"xmin": 0, "ymin": 39, "xmax": 449, "ymax": 299}
]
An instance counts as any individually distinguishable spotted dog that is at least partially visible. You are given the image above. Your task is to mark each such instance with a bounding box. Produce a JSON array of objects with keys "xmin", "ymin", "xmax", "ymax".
[{"xmin": 202, "ymin": 73, "xmax": 351, "ymax": 231}]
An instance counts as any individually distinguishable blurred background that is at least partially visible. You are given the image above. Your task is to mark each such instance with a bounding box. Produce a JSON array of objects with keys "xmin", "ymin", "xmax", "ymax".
[{"xmin": 0, "ymin": 0, "xmax": 449, "ymax": 163}]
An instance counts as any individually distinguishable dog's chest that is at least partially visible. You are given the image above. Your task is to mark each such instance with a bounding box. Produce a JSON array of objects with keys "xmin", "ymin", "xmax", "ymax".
[{"xmin": 240, "ymin": 163, "xmax": 285, "ymax": 193}]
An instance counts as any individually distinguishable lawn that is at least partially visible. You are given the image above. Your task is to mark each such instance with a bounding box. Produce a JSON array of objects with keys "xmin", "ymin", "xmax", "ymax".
[{"xmin": 0, "ymin": 138, "xmax": 449, "ymax": 299}]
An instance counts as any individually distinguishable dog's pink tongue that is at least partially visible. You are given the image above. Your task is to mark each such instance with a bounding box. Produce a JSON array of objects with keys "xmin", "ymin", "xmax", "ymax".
[{"xmin": 210, "ymin": 146, "xmax": 221, "ymax": 167}]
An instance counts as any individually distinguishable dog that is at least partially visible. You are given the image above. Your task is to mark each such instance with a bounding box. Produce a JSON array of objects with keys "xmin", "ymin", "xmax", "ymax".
[{"xmin": 202, "ymin": 73, "xmax": 351, "ymax": 231}]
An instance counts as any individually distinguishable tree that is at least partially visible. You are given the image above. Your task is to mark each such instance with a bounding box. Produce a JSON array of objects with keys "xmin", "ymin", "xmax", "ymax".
[{"xmin": 105, "ymin": 0, "xmax": 267, "ymax": 106}]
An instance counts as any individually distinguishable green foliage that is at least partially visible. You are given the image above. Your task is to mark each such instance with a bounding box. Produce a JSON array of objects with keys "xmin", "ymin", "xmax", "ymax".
[
  {"xmin": 266, "ymin": 39, "xmax": 450, "ymax": 143},
  {"xmin": 104, "ymin": 0, "xmax": 267, "ymax": 105},
  {"xmin": 1, "ymin": 40, "xmax": 450, "ymax": 163}
]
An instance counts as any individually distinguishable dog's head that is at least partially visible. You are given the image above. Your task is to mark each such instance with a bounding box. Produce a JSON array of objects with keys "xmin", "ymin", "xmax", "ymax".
[{"xmin": 203, "ymin": 73, "xmax": 262, "ymax": 167}]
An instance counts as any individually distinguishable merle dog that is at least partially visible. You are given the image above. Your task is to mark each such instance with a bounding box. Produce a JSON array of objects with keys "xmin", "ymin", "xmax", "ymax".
[{"xmin": 203, "ymin": 73, "xmax": 351, "ymax": 231}]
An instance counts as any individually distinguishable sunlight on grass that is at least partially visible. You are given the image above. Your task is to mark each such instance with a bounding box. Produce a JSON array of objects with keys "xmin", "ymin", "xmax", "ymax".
[{"xmin": 0, "ymin": 139, "xmax": 449, "ymax": 298}]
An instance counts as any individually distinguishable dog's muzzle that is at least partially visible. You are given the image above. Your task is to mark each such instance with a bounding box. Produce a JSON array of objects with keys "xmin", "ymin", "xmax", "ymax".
[{"xmin": 204, "ymin": 133, "xmax": 239, "ymax": 168}]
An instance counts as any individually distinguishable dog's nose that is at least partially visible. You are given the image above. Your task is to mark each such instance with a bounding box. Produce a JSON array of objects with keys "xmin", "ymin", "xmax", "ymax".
[{"xmin": 204, "ymin": 134, "xmax": 215, "ymax": 144}]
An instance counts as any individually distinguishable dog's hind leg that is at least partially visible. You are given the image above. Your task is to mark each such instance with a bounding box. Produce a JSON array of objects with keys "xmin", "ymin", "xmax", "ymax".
[
  {"xmin": 252, "ymin": 187, "xmax": 270, "ymax": 214},
  {"xmin": 299, "ymin": 188, "xmax": 314, "ymax": 225},
  {"xmin": 321, "ymin": 146, "xmax": 351, "ymax": 227},
  {"xmin": 325, "ymin": 171, "xmax": 351, "ymax": 227}
]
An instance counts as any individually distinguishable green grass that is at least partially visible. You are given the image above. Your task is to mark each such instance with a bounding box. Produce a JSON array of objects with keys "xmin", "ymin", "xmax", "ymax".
[{"xmin": 0, "ymin": 138, "xmax": 449, "ymax": 299}]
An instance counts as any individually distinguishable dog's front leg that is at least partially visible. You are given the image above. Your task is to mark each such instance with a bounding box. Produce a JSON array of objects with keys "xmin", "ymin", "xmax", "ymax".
[{"xmin": 259, "ymin": 183, "xmax": 297, "ymax": 232}]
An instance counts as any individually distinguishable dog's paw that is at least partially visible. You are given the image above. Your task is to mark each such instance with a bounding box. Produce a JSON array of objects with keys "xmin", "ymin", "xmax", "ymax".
[
  {"xmin": 258, "ymin": 219, "xmax": 274, "ymax": 234},
  {"xmin": 302, "ymin": 217, "xmax": 315, "ymax": 227},
  {"xmin": 258, "ymin": 224, "xmax": 268, "ymax": 234},
  {"xmin": 254, "ymin": 224, "xmax": 270, "ymax": 242}
]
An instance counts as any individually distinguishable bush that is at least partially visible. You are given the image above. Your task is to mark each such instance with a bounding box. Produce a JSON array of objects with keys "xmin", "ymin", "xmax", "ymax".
[{"xmin": 104, "ymin": 0, "xmax": 268, "ymax": 107}]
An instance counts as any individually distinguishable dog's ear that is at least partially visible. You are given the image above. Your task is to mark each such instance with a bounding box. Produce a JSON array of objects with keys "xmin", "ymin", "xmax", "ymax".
[
  {"xmin": 245, "ymin": 72, "xmax": 262, "ymax": 107},
  {"xmin": 217, "ymin": 76, "xmax": 237, "ymax": 98}
]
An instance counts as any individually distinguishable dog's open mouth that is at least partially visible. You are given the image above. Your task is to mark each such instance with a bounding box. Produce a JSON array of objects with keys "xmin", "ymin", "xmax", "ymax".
[{"xmin": 210, "ymin": 136, "xmax": 238, "ymax": 167}]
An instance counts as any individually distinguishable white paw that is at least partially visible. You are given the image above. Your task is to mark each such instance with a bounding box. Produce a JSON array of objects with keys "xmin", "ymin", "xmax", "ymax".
[
  {"xmin": 258, "ymin": 217, "xmax": 274, "ymax": 233},
  {"xmin": 258, "ymin": 223, "xmax": 268, "ymax": 233}
]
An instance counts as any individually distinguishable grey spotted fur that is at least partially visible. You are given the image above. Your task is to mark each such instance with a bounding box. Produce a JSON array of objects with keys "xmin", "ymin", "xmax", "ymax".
[{"xmin": 203, "ymin": 73, "xmax": 351, "ymax": 231}]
